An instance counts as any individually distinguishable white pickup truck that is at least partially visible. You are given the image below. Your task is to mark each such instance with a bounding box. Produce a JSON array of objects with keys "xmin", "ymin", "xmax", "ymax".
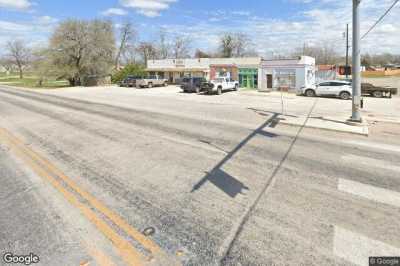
[{"xmin": 201, "ymin": 77, "xmax": 239, "ymax": 95}]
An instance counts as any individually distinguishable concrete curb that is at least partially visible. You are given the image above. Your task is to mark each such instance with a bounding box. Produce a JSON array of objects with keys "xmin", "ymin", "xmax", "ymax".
[{"xmin": 279, "ymin": 118, "xmax": 369, "ymax": 136}]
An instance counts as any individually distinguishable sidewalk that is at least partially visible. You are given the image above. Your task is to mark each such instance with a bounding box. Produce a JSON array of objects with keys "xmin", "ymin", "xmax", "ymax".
[{"xmin": 277, "ymin": 114, "xmax": 369, "ymax": 136}]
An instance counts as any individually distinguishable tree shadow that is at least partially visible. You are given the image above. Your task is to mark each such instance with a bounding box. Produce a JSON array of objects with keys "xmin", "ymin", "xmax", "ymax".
[{"xmin": 191, "ymin": 112, "xmax": 280, "ymax": 198}]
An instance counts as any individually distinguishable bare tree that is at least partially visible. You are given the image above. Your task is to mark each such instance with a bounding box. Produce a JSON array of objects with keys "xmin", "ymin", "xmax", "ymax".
[
  {"xmin": 293, "ymin": 43, "xmax": 341, "ymax": 65},
  {"xmin": 6, "ymin": 40, "xmax": 31, "ymax": 78},
  {"xmin": 219, "ymin": 33, "xmax": 251, "ymax": 58},
  {"xmin": 220, "ymin": 34, "xmax": 235, "ymax": 58},
  {"xmin": 233, "ymin": 33, "xmax": 250, "ymax": 57},
  {"xmin": 194, "ymin": 49, "xmax": 210, "ymax": 58},
  {"xmin": 115, "ymin": 21, "xmax": 136, "ymax": 69},
  {"xmin": 171, "ymin": 36, "xmax": 191, "ymax": 59},
  {"xmin": 157, "ymin": 30, "xmax": 170, "ymax": 59},
  {"xmin": 136, "ymin": 42, "xmax": 157, "ymax": 65},
  {"xmin": 122, "ymin": 47, "xmax": 138, "ymax": 65}
]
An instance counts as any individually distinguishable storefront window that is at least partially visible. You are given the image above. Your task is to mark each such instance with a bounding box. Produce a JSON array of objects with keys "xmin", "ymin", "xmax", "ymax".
[{"xmin": 274, "ymin": 69, "xmax": 296, "ymax": 89}]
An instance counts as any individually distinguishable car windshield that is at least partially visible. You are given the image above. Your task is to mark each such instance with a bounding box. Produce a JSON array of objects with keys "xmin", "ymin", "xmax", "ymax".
[{"xmin": 213, "ymin": 78, "xmax": 225, "ymax": 82}]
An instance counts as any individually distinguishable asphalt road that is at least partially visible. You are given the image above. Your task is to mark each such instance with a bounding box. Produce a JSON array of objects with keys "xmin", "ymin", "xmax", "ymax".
[{"xmin": 0, "ymin": 86, "xmax": 400, "ymax": 266}]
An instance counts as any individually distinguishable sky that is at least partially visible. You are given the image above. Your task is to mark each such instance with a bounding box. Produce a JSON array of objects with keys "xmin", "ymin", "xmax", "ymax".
[{"xmin": 0, "ymin": 0, "xmax": 399, "ymax": 57}]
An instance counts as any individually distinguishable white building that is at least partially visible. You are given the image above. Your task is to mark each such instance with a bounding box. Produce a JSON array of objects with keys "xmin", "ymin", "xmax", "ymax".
[{"xmin": 258, "ymin": 56, "xmax": 316, "ymax": 92}]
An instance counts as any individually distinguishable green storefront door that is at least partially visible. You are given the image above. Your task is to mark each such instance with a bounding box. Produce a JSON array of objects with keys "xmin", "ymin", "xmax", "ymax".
[{"xmin": 239, "ymin": 68, "xmax": 258, "ymax": 89}]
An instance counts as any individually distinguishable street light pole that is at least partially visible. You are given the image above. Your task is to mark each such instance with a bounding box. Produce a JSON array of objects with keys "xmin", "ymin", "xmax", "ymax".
[
  {"xmin": 351, "ymin": 0, "xmax": 362, "ymax": 122},
  {"xmin": 345, "ymin": 24, "xmax": 349, "ymax": 79}
]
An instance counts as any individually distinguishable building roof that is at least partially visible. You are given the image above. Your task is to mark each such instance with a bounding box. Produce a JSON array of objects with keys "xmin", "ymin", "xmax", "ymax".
[
  {"xmin": 145, "ymin": 68, "xmax": 208, "ymax": 72},
  {"xmin": 317, "ymin": 65, "xmax": 337, "ymax": 71},
  {"xmin": 147, "ymin": 57, "xmax": 263, "ymax": 70}
]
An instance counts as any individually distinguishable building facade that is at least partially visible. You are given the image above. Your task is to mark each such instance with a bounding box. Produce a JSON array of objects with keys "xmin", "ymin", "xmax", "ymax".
[
  {"xmin": 147, "ymin": 57, "xmax": 262, "ymax": 88},
  {"xmin": 258, "ymin": 56, "xmax": 316, "ymax": 92},
  {"xmin": 316, "ymin": 65, "xmax": 337, "ymax": 83},
  {"xmin": 147, "ymin": 58, "xmax": 211, "ymax": 83}
]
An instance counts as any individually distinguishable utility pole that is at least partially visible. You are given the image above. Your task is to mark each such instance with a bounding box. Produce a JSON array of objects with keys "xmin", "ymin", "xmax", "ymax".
[
  {"xmin": 345, "ymin": 24, "xmax": 350, "ymax": 79},
  {"xmin": 351, "ymin": 0, "xmax": 362, "ymax": 122}
]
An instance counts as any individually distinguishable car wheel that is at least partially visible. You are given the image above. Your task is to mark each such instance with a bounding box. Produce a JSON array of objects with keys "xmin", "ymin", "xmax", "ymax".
[
  {"xmin": 340, "ymin": 91, "xmax": 351, "ymax": 100},
  {"xmin": 373, "ymin": 90, "xmax": 383, "ymax": 98},
  {"xmin": 164, "ymin": 82, "xmax": 168, "ymax": 87},
  {"xmin": 217, "ymin": 87, "xmax": 222, "ymax": 95},
  {"xmin": 305, "ymin": 89, "xmax": 316, "ymax": 97},
  {"xmin": 148, "ymin": 83, "xmax": 153, "ymax": 88},
  {"xmin": 195, "ymin": 87, "xmax": 200, "ymax": 94},
  {"xmin": 234, "ymin": 84, "xmax": 239, "ymax": 91}
]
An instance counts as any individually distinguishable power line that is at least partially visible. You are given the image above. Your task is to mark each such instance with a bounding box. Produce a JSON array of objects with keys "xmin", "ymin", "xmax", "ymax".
[{"xmin": 361, "ymin": 0, "xmax": 400, "ymax": 40}]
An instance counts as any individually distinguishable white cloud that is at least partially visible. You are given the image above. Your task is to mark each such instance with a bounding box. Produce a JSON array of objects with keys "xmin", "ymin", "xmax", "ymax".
[
  {"xmin": 101, "ymin": 8, "xmax": 128, "ymax": 16},
  {"xmin": 0, "ymin": 0, "xmax": 32, "ymax": 10},
  {"xmin": 159, "ymin": 0, "xmax": 400, "ymax": 56},
  {"xmin": 0, "ymin": 16, "xmax": 59, "ymax": 54},
  {"xmin": 35, "ymin": 16, "xmax": 58, "ymax": 25},
  {"xmin": 120, "ymin": 0, "xmax": 177, "ymax": 17},
  {"xmin": 0, "ymin": 20, "xmax": 31, "ymax": 32}
]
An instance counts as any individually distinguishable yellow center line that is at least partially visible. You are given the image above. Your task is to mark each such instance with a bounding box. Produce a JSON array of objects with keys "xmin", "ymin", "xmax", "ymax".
[
  {"xmin": 0, "ymin": 128, "xmax": 179, "ymax": 265},
  {"xmin": 0, "ymin": 133, "xmax": 145, "ymax": 266},
  {"xmin": 83, "ymin": 241, "xmax": 118, "ymax": 266}
]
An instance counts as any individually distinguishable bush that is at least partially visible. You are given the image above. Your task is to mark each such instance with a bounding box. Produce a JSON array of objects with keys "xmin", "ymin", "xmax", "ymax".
[{"xmin": 112, "ymin": 64, "xmax": 147, "ymax": 84}]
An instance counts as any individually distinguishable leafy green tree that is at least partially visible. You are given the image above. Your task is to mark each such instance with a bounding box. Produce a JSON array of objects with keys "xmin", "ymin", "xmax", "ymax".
[
  {"xmin": 111, "ymin": 64, "xmax": 147, "ymax": 84},
  {"xmin": 43, "ymin": 19, "xmax": 116, "ymax": 86}
]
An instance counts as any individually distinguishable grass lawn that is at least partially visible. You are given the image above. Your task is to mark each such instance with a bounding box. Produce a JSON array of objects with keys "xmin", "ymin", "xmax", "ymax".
[{"xmin": 0, "ymin": 75, "xmax": 69, "ymax": 89}]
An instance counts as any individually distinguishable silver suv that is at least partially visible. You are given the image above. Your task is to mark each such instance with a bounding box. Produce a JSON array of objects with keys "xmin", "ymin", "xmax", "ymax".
[{"xmin": 298, "ymin": 80, "xmax": 352, "ymax": 100}]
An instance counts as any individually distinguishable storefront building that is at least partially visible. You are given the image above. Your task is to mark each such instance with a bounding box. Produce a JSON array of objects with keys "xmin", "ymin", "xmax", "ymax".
[
  {"xmin": 239, "ymin": 68, "xmax": 258, "ymax": 89},
  {"xmin": 258, "ymin": 56, "xmax": 315, "ymax": 92},
  {"xmin": 210, "ymin": 64, "xmax": 239, "ymax": 80},
  {"xmin": 147, "ymin": 57, "xmax": 262, "ymax": 87},
  {"xmin": 147, "ymin": 58, "xmax": 210, "ymax": 83}
]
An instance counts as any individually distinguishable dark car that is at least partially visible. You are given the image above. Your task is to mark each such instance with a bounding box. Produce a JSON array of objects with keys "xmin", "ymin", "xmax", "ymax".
[
  {"xmin": 120, "ymin": 76, "xmax": 141, "ymax": 87},
  {"xmin": 180, "ymin": 77, "xmax": 207, "ymax": 93}
]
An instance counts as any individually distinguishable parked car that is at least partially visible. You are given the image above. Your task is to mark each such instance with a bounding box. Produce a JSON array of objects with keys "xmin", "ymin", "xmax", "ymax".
[
  {"xmin": 180, "ymin": 77, "xmax": 207, "ymax": 93},
  {"xmin": 119, "ymin": 76, "xmax": 142, "ymax": 87},
  {"xmin": 298, "ymin": 80, "xmax": 352, "ymax": 100},
  {"xmin": 136, "ymin": 75, "xmax": 168, "ymax": 88},
  {"xmin": 201, "ymin": 77, "xmax": 239, "ymax": 95}
]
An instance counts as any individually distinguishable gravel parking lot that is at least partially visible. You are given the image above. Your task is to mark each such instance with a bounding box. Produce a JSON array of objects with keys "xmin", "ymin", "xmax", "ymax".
[{"xmin": 39, "ymin": 84, "xmax": 400, "ymax": 125}]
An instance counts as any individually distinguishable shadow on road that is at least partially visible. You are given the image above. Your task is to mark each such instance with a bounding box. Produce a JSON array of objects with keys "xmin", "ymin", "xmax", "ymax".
[{"xmin": 191, "ymin": 112, "xmax": 281, "ymax": 198}]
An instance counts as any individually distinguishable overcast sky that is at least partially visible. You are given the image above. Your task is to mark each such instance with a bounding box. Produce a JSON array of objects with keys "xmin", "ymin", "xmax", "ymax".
[{"xmin": 0, "ymin": 0, "xmax": 399, "ymax": 57}]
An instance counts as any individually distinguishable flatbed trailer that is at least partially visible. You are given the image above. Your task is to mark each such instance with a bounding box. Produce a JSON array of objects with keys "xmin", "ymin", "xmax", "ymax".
[{"xmin": 362, "ymin": 83, "xmax": 398, "ymax": 98}]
